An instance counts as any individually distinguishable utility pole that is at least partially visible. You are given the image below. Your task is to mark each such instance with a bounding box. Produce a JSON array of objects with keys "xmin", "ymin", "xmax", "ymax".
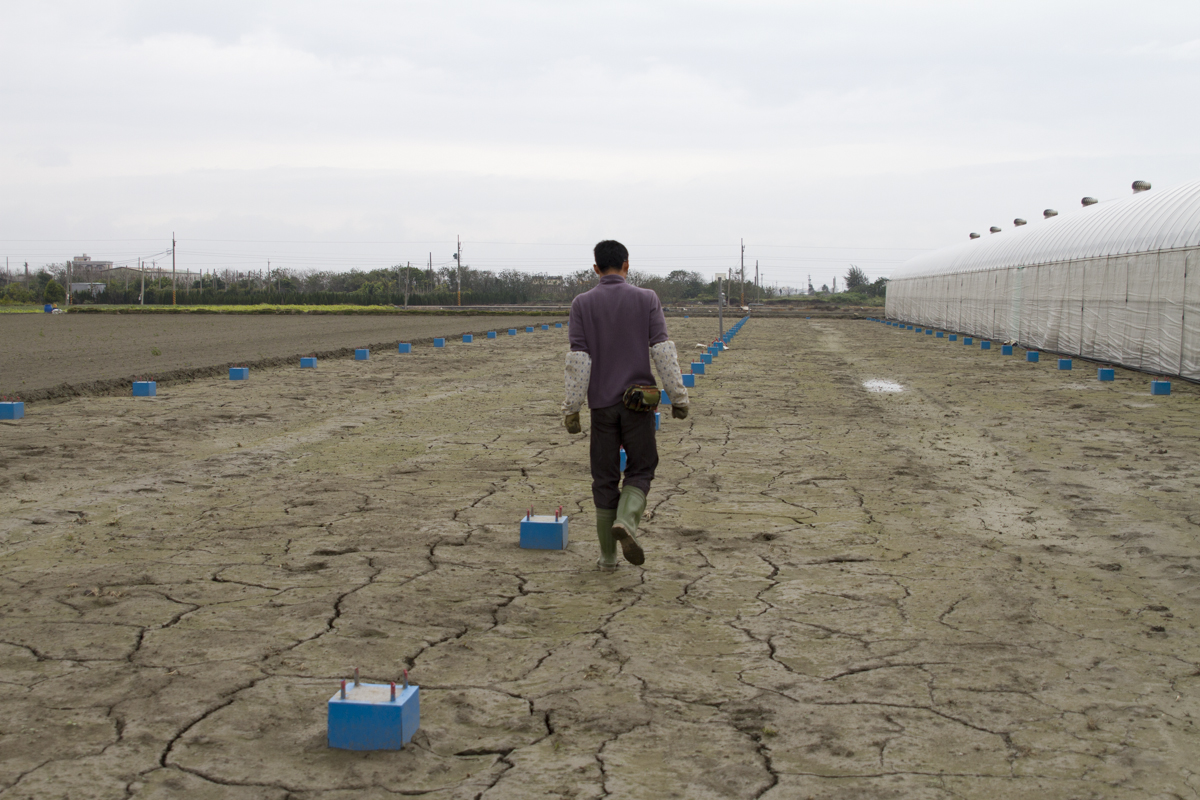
[
  {"xmin": 428, "ymin": 252, "xmax": 433, "ymax": 290},
  {"xmin": 740, "ymin": 239, "xmax": 745, "ymax": 307},
  {"xmin": 755, "ymin": 260, "xmax": 760, "ymax": 304},
  {"xmin": 140, "ymin": 258, "xmax": 145, "ymax": 305},
  {"xmin": 171, "ymin": 233, "xmax": 176, "ymax": 306},
  {"xmin": 456, "ymin": 235, "xmax": 462, "ymax": 307},
  {"xmin": 404, "ymin": 261, "xmax": 410, "ymax": 308},
  {"xmin": 716, "ymin": 273, "xmax": 724, "ymax": 341}
]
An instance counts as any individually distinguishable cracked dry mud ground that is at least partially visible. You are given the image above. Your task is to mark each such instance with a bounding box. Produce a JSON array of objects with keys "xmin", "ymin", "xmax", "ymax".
[{"xmin": 1, "ymin": 318, "xmax": 1198, "ymax": 799}]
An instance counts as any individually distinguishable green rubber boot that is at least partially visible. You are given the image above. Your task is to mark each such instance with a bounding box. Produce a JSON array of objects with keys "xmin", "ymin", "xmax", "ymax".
[
  {"xmin": 610, "ymin": 486, "xmax": 646, "ymax": 566},
  {"xmin": 595, "ymin": 508, "xmax": 618, "ymax": 571}
]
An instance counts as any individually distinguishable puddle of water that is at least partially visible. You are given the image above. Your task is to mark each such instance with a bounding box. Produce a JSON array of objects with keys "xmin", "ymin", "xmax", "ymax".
[{"xmin": 863, "ymin": 379, "xmax": 904, "ymax": 393}]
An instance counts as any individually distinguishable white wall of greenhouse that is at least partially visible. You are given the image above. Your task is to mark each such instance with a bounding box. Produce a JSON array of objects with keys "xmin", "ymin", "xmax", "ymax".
[{"xmin": 886, "ymin": 179, "xmax": 1200, "ymax": 380}]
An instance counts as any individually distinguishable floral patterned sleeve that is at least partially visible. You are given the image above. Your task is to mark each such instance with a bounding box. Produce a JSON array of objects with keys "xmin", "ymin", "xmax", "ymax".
[
  {"xmin": 650, "ymin": 340, "xmax": 688, "ymax": 407},
  {"xmin": 562, "ymin": 350, "xmax": 592, "ymax": 415}
]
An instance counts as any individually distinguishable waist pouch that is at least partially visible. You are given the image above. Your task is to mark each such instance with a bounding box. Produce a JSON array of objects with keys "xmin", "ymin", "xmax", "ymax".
[{"xmin": 622, "ymin": 385, "xmax": 661, "ymax": 412}]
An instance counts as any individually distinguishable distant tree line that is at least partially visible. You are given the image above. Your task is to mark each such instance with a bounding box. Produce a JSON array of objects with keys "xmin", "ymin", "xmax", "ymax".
[{"xmin": 0, "ymin": 261, "xmax": 886, "ymax": 306}]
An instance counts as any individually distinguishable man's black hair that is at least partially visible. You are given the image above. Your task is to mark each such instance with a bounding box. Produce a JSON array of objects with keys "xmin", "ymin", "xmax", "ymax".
[{"xmin": 594, "ymin": 240, "xmax": 628, "ymax": 272}]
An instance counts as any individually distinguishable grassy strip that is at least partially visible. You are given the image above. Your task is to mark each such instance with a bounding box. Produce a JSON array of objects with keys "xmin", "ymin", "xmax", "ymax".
[
  {"xmin": 0, "ymin": 304, "xmax": 50, "ymax": 313},
  {"xmin": 63, "ymin": 304, "xmax": 567, "ymax": 315}
]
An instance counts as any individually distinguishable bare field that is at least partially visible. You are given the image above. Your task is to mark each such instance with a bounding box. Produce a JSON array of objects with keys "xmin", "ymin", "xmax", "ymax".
[
  {"xmin": 1, "ymin": 318, "xmax": 1199, "ymax": 799},
  {"xmin": 0, "ymin": 313, "xmax": 563, "ymax": 401}
]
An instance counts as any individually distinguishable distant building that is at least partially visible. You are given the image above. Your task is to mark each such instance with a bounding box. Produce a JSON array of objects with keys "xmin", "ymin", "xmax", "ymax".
[
  {"xmin": 70, "ymin": 254, "xmax": 113, "ymax": 270},
  {"xmin": 70, "ymin": 282, "xmax": 106, "ymax": 295}
]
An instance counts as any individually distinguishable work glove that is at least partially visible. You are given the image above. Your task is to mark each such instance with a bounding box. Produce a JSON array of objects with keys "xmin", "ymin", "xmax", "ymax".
[
  {"xmin": 671, "ymin": 404, "xmax": 689, "ymax": 420},
  {"xmin": 564, "ymin": 412, "xmax": 582, "ymax": 434}
]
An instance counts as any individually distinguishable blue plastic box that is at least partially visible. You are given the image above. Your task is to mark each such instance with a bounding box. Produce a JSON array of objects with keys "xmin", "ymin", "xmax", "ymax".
[
  {"xmin": 691, "ymin": 362, "xmax": 705, "ymax": 375},
  {"xmin": 655, "ymin": 411, "xmax": 660, "ymax": 431},
  {"xmin": 915, "ymin": 328, "xmax": 923, "ymax": 333},
  {"xmin": 509, "ymin": 329, "xmax": 517, "ymax": 336},
  {"xmin": 1027, "ymin": 352, "xmax": 1039, "ymax": 362},
  {"xmin": 981, "ymin": 341, "xmax": 991, "ymax": 350},
  {"xmin": 398, "ymin": 343, "xmax": 411, "ymax": 353},
  {"xmin": 434, "ymin": 338, "xmax": 445, "ymax": 348},
  {"xmin": 682, "ymin": 374, "xmax": 696, "ymax": 388},
  {"xmin": 701, "ymin": 354, "xmax": 712, "ymax": 364},
  {"xmin": 1, "ymin": 401, "xmax": 25, "ymax": 420},
  {"xmin": 355, "ymin": 349, "xmax": 369, "ymax": 360},
  {"xmin": 661, "ymin": 390, "xmax": 671, "ymax": 405},
  {"xmin": 936, "ymin": 331, "xmax": 944, "ymax": 338},
  {"xmin": 132, "ymin": 381, "xmax": 156, "ymax": 396},
  {"xmin": 230, "ymin": 367, "xmax": 249, "ymax": 380},
  {"xmin": 948, "ymin": 334, "xmax": 957, "ymax": 341},
  {"xmin": 906, "ymin": 325, "xmax": 913, "ymax": 330},
  {"xmin": 463, "ymin": 334, "xmax": 473, "ymax": 343},
  {"xmin": 526, "ymin": 326, "xmax": 534, "ymax": 333},
  {"xmin": 542, "ymin": 324, "xmax": 549, "ymax": 331},
  {"xmin": 1058, "ymin": 358, "xmax": 1072, "ymax": 370},
  {"xmin": 328, "ymin": 682, "xmax": 420, "ymax": 750},
  {"xmin": 301, "ymin": 357, "xmax": 317, "ymax": 368},
  {"xmin": 1152, "ymin": 380, "xmax": 1171, "ymax": 395},
  {"xmin": 1001, "ymin": 345, "xmax": 1013, "ymax": 355},
  {"xmin": 620, "ymin": 447, "xmax": 626, "ymax": 472},
  {"xmin": 555, "ymin": 322, "xmax": 563, "ymax": 328},
  {"xmin": 964, "ymin": 337, "xmax": 973, "ymax": 345},
  {"xmin": 487, "ymin": 331, "xmax": 497, "ymax": 339},
  {"xmin": 1098, "ymin": 368, "xmax": 1114, "ymax": 381},
  {"xmin": 926, "ymin": 329, "xmax": 933, "ymax": 335},
  {"xmin": 519, "ymin": 513, "xmax": 569, "ymax": 550}
]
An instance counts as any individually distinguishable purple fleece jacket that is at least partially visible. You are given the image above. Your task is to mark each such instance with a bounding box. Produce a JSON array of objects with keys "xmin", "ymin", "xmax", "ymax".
[{"xmin": 569, "ymin": 274, "xmax": 669, "ymax": 409}]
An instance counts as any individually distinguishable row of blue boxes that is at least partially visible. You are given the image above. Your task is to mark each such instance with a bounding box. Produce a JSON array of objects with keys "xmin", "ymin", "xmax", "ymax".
[{"xmin": 871, "ymin": 318, "xmax": 1174, "ymax": 395}]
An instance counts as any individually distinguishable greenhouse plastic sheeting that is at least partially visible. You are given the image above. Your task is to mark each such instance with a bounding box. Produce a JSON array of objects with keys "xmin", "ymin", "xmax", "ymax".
[{"xmin": 886, "ymin": 180, "xmax": 1200, "ymax": 380}]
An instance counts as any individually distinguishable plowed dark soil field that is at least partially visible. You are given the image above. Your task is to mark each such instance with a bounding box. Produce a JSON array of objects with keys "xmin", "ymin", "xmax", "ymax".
[{"xmin": 1, "ymin": 317, "xmax": 1198, "ymax": 799}]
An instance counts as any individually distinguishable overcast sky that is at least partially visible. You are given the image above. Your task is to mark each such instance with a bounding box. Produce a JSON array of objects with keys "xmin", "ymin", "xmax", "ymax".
[{"xmin": 2, "ymin": 1, "xmax": 1198, "ymax": 289}]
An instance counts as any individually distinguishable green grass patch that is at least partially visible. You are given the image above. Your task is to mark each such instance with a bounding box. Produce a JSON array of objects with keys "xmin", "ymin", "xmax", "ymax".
[{"xmin": 65, "ymin": 303, "xmax": 567, "ymax": 316}]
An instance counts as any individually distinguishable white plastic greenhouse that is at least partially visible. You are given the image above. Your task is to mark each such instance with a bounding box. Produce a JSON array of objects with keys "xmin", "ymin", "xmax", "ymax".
[{"xmin": 885, "ymin": 179, "xmax": 1200, "ymax": 380}]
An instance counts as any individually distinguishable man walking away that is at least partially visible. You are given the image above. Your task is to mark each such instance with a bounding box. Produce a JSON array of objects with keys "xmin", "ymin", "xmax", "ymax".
[{"xmin": 561, "ymin": 240, "xmax": 690, "ymax": 570}]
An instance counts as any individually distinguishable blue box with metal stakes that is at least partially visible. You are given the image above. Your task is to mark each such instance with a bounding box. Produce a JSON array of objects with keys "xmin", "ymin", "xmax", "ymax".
[
  {"xmin": 1001, "ymin": 345, "xmax": 1013, "ymax": 355},
  {"xmin": 949, "ymin": 334, "xmax": 957, "ymax": 341},
  {"xmin": 981, "ymin": 341, "xmax": 991, "ymax": 350},
  {"xmin": 915, "ymin": 327, "xmax": 923, "ymax": 333},
  {"xmin": 620, "ymin": 447, "xmax": 626, "ymax": 472},
  {"xmin": 132, "ymin": 381, "xmax": 156, "ymax": 397},
  {"xmin": 463, "ymin": 334, "xmax": 473, "ymax": 343},
  {"xmin": 519, "ymin": 508, "xmax": 569, "ymax": 550},
  {"xmin": 487, "ymin": 331, "xmax": 497, "ymax": 339},
  {"xmin": 1027, "ymin": 351, "xmax": 1039, "ymax": 362},
  {"xmin": 661, "ymin": 390, "xmax": 671, "ymax": 405},
  {"xmin": 355, "ymin": 349, "xmax": 369, "ymax": 360},
  {"xmin": 1098, "ymin": 368, "xmax": 1115, "ymax": 381},
  {"xmin": 301, "ymin": 357, "xmax": 317, "ymax": 368},
  {"xmin": 691, "ymin": 362, "xmax": 705, "ymax": 375},
  {"xmin": 926, "ymin": 329, "xmax": 933, "ymax": 335},
  {"xmin": 328, "ymin": 677, "xmax": 420, "ymax": 750},
  {"xmin": 682, "ymin": 374, "xmax": 696, "ymax": 388},
  {"xmin": 906, "ymin": 325, "xmax": 913, "ymax": 330},
  {"xmin": 434, "ymin": 338, "xmax": 445, "ymax": 348},
  {"xmin": 398, "ymin": 343, "xmax": 411, "ymax": 353},
  {"xmin": 509, "ymin": 329, "xmax": 517, "ymax": 335},
  {"xmin": 230, "ymin": 367, "xmax": 249, "ymax": 380},
  {"xmin": 1058, "ymin": 358, "xmax": 1072, "ymax": 370},
  {"xmin": 555, "ymin": 322, "xmax": 562, "ymax": 328},
  {"xmin": 1152, "ymin": 380, "xmax": 1171, "ymax": 395},
  {"xmin": 701, "ymin": 354, "xmax": 712, "ymax": 364},
  {"xmin": 541, "ymin": 324, "xmax": 549, "ymax": 331},
  {"xmin": 936, "ymin": 331, "xmax": 944, "ymax": 338},
  {"xmin": 963, "ymin": 337, "xmax": 973, "ymax": 345},
  {"xmin": 655, "ymin": 411, "xmax": 660, "ymax": 431},
  {"xmin": 1, "ymin": 401, "xmax": 26, "ymax": 419},
  {"xmin": 526, "ymin": 326, "xmax": 534, "ymax": 333}
]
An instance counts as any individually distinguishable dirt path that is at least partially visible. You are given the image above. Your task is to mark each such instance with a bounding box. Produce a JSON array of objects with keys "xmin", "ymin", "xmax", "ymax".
[{"xmin": 1, "ymin": 319, "xmax": 1197, "ymax": 799}]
